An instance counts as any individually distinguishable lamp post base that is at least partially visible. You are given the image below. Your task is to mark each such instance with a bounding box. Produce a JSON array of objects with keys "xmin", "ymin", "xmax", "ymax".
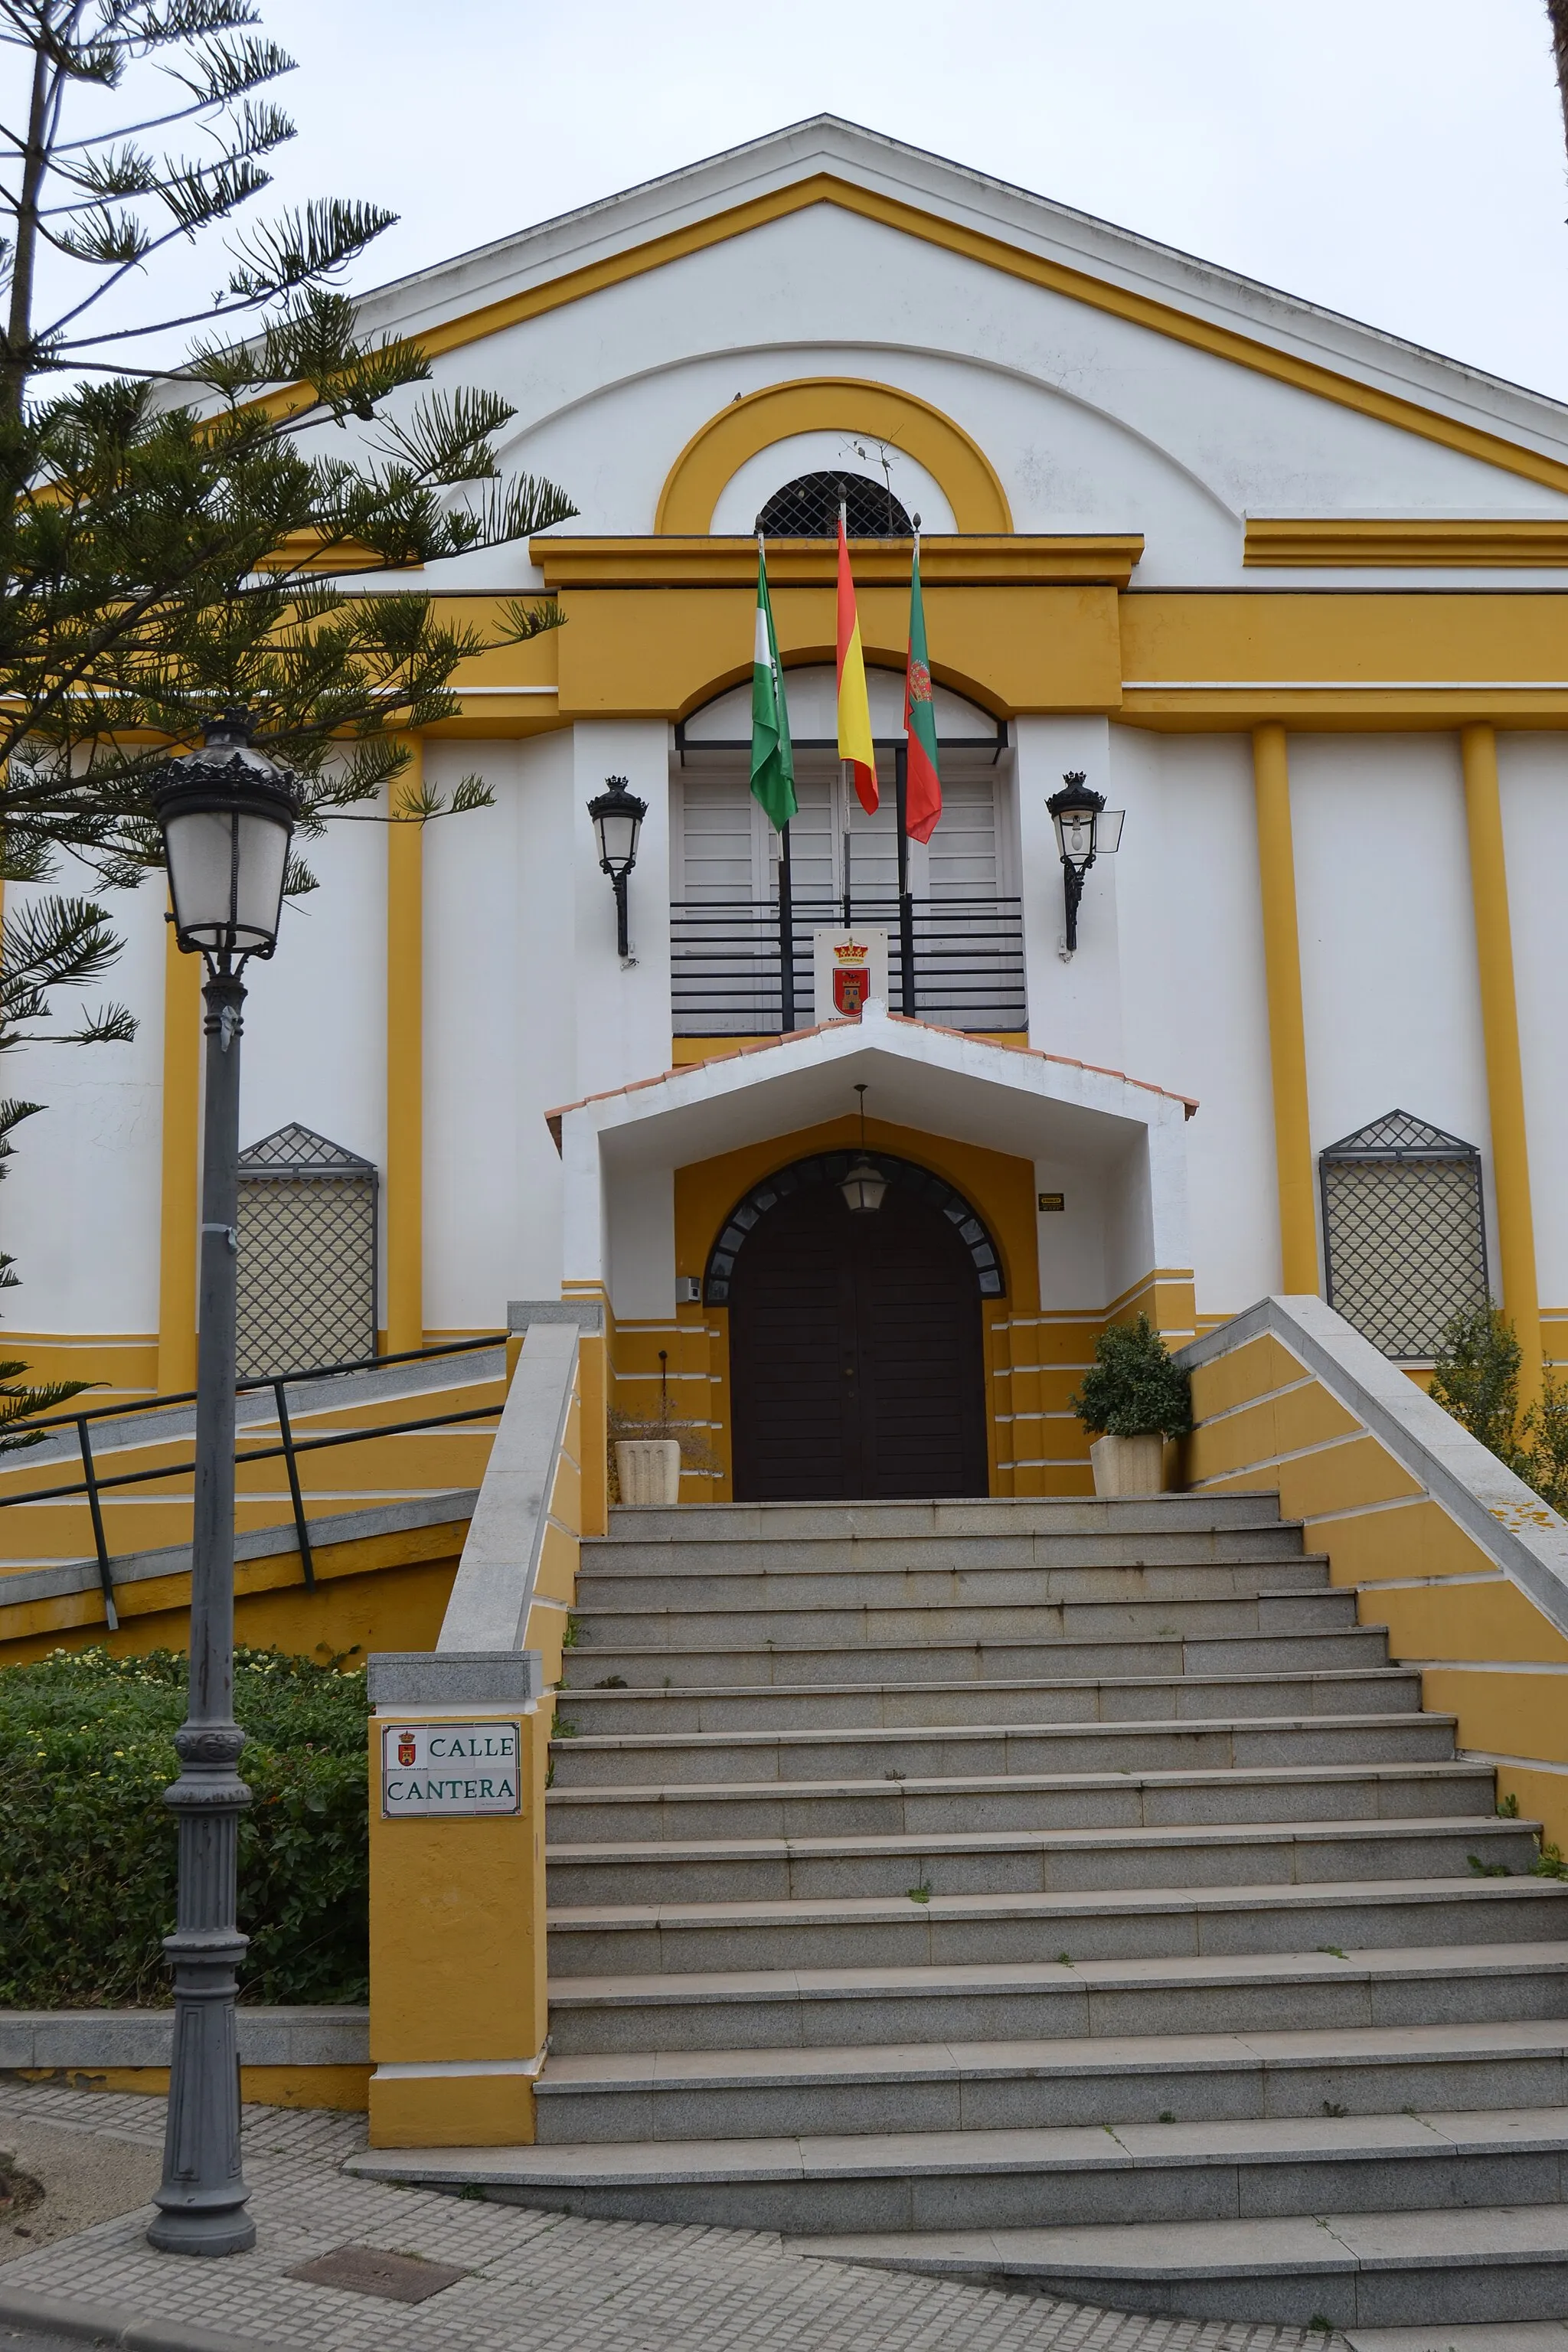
[{"xmin": 147, "ymin": 2206, "xmax": 256, "ymax": 2257}]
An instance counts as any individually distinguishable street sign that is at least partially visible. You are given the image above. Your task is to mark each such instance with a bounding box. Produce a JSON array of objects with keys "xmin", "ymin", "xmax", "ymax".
[{"xmin": 381, "ymin": 1720, "xmax": 523, "ymax": 1817}]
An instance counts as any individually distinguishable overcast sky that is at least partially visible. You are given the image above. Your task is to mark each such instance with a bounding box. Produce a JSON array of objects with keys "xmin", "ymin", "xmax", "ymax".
[{"xmin": 20, "ymin": 1, "xmax": 1568, "ymax": 403}]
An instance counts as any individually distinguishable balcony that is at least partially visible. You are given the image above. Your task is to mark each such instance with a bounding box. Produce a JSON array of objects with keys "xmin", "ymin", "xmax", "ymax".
[{"xmin": 670, "ymin": 893, "xmax": 1027, "ymax": 1037}]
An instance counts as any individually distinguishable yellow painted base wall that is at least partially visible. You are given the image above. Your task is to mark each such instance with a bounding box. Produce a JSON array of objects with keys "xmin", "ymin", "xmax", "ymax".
[
  {"xmin": 603, "ymin": 1115, "xmax": 1197, "ymax": 1501},
  {"xmin": 0, "ymin": 1527, "xmax": 464, "ymax": 1664},
  {"xmin": 15, "ymin": 2064, "xmax": 371, "ymax": 2112},
  {"xmin": 1184, "ymin": 1324, "xmax": 1568, "ymax": 1851}
]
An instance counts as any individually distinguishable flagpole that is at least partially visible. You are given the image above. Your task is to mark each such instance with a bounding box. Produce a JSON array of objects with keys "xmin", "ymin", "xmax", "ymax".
[
  {"xmin": 778, "ymin": 818, "xmax": 795, "ymax": 1034},
  {"xmin": 838, "ymin": 495, "xmax": 853, "ymax": 929},
  {"xmin": 895, "ymin": 514, "xmax": 920, "ymax": 1016}
]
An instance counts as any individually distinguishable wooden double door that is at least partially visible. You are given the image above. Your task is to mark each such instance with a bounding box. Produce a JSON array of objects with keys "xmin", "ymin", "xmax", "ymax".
[{"xmin": 728, "ymin": 1174, "xmax": 988, "ymax": 1501}]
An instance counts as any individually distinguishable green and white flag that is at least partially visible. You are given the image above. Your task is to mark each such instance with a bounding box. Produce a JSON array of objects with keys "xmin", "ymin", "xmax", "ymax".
[{"xmin": 750, "ymin": 537, "xmax": 796, "ymax": 831}]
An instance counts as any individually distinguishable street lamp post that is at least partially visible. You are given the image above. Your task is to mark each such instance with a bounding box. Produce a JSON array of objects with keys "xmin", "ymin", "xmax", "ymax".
[{"xmin": 146, "ymin": 710, "xmax": 297, "ymax": 2258}]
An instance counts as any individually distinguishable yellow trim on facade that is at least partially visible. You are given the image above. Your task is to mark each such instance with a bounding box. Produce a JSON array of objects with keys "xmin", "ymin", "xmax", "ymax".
[
  {"xmin": 533, "ymin": 534, "xmax": 1138, "ymax": 589},
  {"xmin": 156, "ymin": 921, "xmax": 201, "ymax": 1393},
  {"xmin": 1245, "ymin": 518, "xmax": 1568, "ymax": 568},
  {"xmin": 1461, "ymin": 723, "xmax": 1543, "ymax": 1410},
  {"xmin": 364, "ymin": 176, "xmax": 1568, "ymax": 500},
  {"xmin": 655, "ymin": 377, "xmax": 1013, "ymax": 534},
  {"xmin": 385, "ymin": 746, "xmax": 425, "ymax": 1354},
  {"xmin": 1250, "ymin": 726, "xmax": 1318, "ymax": 1295},
  {"xmin": 1183, "ymin": 1320, "xmax": 1568, "ymax": 1844}
]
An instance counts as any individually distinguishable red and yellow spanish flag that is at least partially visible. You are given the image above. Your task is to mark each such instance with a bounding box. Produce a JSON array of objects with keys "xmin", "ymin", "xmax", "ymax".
[{"xmin": 835, "ymin": 512, "xmax": 877, "ymax": 812}]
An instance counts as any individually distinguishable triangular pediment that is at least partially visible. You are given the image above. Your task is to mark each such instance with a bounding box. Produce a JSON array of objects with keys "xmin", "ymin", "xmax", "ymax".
[{"xmin": 351, "ymin": 117, "xmax": 1568, "ymax": 499}]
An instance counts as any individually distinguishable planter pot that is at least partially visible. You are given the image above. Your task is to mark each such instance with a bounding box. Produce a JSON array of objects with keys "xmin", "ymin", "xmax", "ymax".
[
  {"xmin": 1089, "ymin": 1431, "xmax": 1165, "ymax": 1498},
  {"xmin": 615, "ymin": 1439, "xmax": 682, "ymax": 1507}
]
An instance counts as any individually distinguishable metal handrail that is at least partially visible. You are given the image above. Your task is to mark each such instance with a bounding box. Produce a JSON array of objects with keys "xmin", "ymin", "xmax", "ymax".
[
  {"xmin": 8, "ymin": 1329, "xmax": 508, "ymax": 1439},
  {"xmin": 0, "ymin": 1337, "xmax": 508, "ymax": 1632}
]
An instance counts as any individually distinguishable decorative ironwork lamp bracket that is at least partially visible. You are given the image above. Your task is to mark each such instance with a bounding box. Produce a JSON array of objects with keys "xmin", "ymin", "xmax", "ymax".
[{"xmin": 1046, "ymin": 771, "xmax": 1123, "ymax": 959}]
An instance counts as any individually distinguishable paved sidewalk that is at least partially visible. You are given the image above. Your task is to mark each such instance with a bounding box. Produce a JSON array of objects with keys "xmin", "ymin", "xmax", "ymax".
[{"xmin": 0, "ymin": 2081, "xmax": 1350, "ymax": 2352}]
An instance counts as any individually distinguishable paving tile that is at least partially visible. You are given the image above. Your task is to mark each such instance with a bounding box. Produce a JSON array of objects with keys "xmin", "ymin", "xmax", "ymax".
[{"xmin": 0, "ymin": 2080, "xmax": 1354, "ymax": 2352}]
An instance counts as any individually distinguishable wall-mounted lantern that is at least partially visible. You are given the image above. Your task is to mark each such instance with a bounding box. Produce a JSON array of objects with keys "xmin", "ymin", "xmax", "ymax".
[
  {"xmin": 840, "ymin": 1083, "xmax": 889, "ymax": 1215},
  {"xmin": 1046, "ymin": 771, "xmax": 1124, "ymax": 959},
  {"xmin": 587, "ymin": 776, "xmax": 646, "ymax": 959}
]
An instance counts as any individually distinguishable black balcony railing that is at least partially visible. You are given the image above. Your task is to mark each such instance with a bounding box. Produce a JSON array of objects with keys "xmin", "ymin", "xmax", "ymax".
[{"xmin": 671, "ymin": 894, "xmax": 1027, "ymax": 1037}]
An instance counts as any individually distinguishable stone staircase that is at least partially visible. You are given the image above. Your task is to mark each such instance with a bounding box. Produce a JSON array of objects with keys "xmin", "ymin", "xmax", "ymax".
[{"xmin": 513, "ymin": 1498, "xmax": 1568, "ymax": 2324}]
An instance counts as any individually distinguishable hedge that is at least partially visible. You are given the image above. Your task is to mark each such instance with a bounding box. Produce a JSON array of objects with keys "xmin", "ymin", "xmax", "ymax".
[{"xmin": 0, "ymin": 1645, "xmax": 368, "ymax": 2007}]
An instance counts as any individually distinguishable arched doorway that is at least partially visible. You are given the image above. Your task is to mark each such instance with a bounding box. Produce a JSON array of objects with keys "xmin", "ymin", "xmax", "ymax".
[{"xmin": 710, "ymin": 1154, "xmax": 998, "ymax": 1501}]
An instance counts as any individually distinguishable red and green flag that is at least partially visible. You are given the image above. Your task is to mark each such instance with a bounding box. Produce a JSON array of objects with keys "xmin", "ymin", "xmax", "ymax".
[{"xmin": 903, "ymin": 534, "xmax": 941, "ymax": 843}]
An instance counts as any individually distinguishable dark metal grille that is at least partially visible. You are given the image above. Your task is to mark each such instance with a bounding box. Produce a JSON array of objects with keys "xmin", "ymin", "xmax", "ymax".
[
  {"xmin": 704, "ymin": 1151, "xmax": 1005, "ymax": 1303},
  {"xmin": 671, "ymin": 893, "xmax": 1026, "ymax": 1034},
  {"xmin": 1320, "ymin": 1109, "xmax": 1488, "ymax": 1360},
  {"xmin": 756, "ymin": 471, "xmax": 913, "ymax": 539},
  {"xmin": 237, "ymin": 1122, "xmax": 378, "ymax": 1380}
]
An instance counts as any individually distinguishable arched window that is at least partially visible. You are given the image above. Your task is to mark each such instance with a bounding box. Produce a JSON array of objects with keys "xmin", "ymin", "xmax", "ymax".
[
  {"xmin": 756, "ymin": 470, "xmax": 913, "ymax": 539},
  {"xmin": 237, "ymin": 1123, "xmax": 378, "ymax": 1377},
  {"xmin": 1319, "ymin": 1110, "xmax": 1488, "ymax": 1360}
]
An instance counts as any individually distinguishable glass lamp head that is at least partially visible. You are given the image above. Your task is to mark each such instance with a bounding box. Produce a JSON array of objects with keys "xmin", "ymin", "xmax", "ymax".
[
  {"xmin": 588, "ymin": 776, "xmax": 647, "ymax": 880},
  {"xmin": 1046, "ymin": 771, "xmax": 1106, "ymax": 870},
  {"xmin": 152, "ymin": 708, "xmax": 298, "ymax": 963}
]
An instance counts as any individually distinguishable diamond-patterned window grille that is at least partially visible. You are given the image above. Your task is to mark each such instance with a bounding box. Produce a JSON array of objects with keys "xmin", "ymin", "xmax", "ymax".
[
  {"xmin": 756, "ymin": 471, "xmax": 913, "ymax": 539},
  {"xmin": 236, "ymin": 1123, "xmax": 378, "ymax": 1379},
  {"xmin": 1319, "ymin": 1109, "xmax": 1489, "ymax": 1361}
]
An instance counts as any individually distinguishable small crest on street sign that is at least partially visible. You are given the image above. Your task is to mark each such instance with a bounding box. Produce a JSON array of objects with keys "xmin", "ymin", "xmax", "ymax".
[{"xmin": 381, "ymin": 1720, "xmax": 522, "ymax": 1817}]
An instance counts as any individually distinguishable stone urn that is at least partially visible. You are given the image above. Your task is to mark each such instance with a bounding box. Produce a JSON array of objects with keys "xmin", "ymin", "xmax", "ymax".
[
  {"xmin": 615, "ymin": 1439, "xmax": 682, "ymax": 1507},
  {"xmin": 1089, "ymin": 1431, "xmax": 1165, "ymax": 1498}
]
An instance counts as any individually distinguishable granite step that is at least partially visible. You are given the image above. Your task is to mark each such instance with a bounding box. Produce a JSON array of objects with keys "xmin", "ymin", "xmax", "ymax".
[
  {"xmin": 573, "ymin": 1555, "xmax": 1331, "ymax": 1606},
  {"xmin": 785, "ymin": 2204, "xmax": 1568, "ymax": 2328},
  {"xmin": 544, "ymin": 1813, "xmax": 1539, "ymax": 1909},
  {"xmin": 544, "ymin": 1944, "xmax": 1568, "ymax": 2056},
  {"xmin": 531, "ymin": 2018, "xmax": 1568, "ymax": 2143},
  {"xmin": 565, "ymin": 1593, "xmax": 1359, "ymax": 1648},
  {"xmin": 555, "ymin": 1628, "xmax": 1393, "ymax": 1689},
  {"xmin": 545, "ymin": 1762, "xmax": 1494, "ymax": 1844},
  {"xmin": 546, "ymin": 1712, "xmax": 1459, "ymax": 1788},
  {"xmin": 544, "ymin": 1875, "xmax": 1568, "ymax": 1977},
  {"xmin": 599, "ymin": 1498, "xmax": 1290, "ymax": 1544},
  {"xmin": 554, "ymin": 1669, "xmax": 1428, "ymax": 1733},
  {"xmin": 344, "ymin": 2104, "xmax": 1568, "ymax": 2238}
]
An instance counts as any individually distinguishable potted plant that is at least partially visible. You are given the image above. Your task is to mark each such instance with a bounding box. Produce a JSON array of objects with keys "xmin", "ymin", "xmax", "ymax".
[
  {"xmin": 1070, "ymin": 1313, "xmax": 1192, "ymax": 1497},
  {"xmin": 608, "ymin": 1354, "xmax": 720, "ymax": 1507}
]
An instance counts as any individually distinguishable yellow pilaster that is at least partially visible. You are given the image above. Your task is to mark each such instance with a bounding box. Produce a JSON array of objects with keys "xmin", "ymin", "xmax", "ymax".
[
  {"xmin": 368, "ymin": 1697, "xmax": 547, "ymax": 2148},
  {"xmin": 156, "ymin": 919, "xmax": 201, "ymax": 1393},
  {"xmin": 1251, "ymin": 724, "xmax": 1318, "ymax": 1295},
  {"xmin": 385, "ymin": 745, "xmax": 424, "ymax": 1354},
  {"xmin": 1461, "ymin": 723, "xmax": 1542, "ymax": 1409}
]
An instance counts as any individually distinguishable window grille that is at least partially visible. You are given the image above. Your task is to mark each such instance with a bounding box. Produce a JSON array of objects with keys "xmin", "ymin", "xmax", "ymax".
[
  {"xmin": 236, "ymin": 1123, "xmax": 378, "ymax": 1378},
  {"xmin": 1319, "ymin": 1109, "xmax": 1488, "ymax": 1360},
  {"xmin": 756, "ymin": 471, "xmax": 913, "ymax": 539}
]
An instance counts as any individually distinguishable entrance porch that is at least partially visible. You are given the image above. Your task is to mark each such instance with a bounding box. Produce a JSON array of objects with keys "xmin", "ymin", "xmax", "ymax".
[{"xmin": 547, "ymin": 1004, "xmax": 1197, "ymax": 1501}]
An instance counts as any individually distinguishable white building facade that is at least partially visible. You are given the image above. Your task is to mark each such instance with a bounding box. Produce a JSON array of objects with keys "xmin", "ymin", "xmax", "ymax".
[{"xmin": 11, "ymin": 116, "xmax": 1568, "ymax": 1499}]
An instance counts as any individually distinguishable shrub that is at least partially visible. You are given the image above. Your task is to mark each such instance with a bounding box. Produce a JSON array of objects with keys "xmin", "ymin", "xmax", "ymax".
[
  {"xmin": 1430, "ymin": 1303, "xmax": 1568, "ymax": 1517},
  {"xmin": 0, "ymin": 1645, "xmax": 368, "ymax": 2007},
  {"xmin": 1070, "ymin": 1314, "xmax": 1193, "ymax": 1440}
]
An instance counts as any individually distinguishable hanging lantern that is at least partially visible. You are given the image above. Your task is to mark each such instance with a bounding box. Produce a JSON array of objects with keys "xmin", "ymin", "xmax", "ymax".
[{"xmin": 839, "ymin": 1083, "xmax": 887, "ymax": 1214}]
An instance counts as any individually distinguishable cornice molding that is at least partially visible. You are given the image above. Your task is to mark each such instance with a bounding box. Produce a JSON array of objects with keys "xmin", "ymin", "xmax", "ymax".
[
  {"xmin": 529, "ymin": 533, "xmax": 1143, "ymax": 590},
  {"xmin": 1246, "ymin": 518, "xmax": 1568, "ymax": 568}
]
